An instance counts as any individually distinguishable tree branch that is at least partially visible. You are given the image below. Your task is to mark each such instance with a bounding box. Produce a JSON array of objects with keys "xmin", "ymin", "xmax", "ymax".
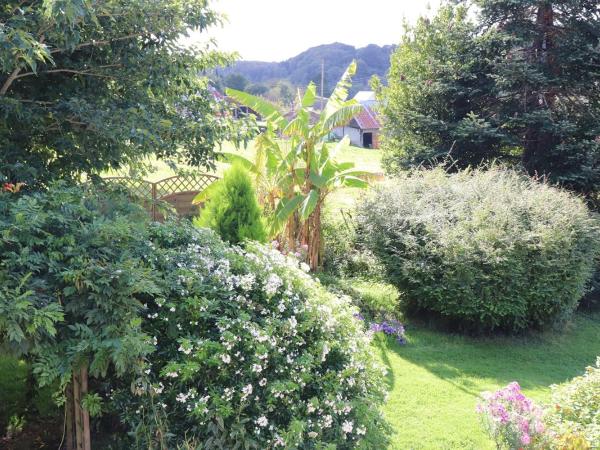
[
  {"xmin": 12, "ymin": 64, "xmax": 121, "ymax": 81},
  {"xmin": 49, "ymin": 33, "xmax": 145, "ymax": 55}
]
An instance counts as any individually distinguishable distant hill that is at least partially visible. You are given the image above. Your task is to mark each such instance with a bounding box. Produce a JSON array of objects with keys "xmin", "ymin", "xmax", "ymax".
[{"xmin": 218, "ymin": 42, "xmax": 395, "ymax": 97}]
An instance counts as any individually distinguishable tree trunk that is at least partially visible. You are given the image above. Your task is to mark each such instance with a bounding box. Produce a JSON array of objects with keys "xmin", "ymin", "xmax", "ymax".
[
  {"xmin": 64, "ymin": 365, "xmax": 91, "ymax": 450},
  {"xmin": 306, "ymin": 202, "xmax": 322, "ymax": 271},
  {"xmin": 522, "ymin": 2, "xmax": 557, "ymax": 172}
]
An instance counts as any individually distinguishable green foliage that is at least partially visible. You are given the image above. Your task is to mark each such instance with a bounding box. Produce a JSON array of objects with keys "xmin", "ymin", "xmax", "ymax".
[
  {"xmin": 378, "ymin": 5, "xmax": 510, "ymax": 173},
  {"xmin": 111, "ymin": 221, "xmax": 389, "ymax": 449},
  {"xmin": 194, "ymin": 164, "xmax": 266, "ymax": 244},
  {"xmin": 0, "ymin": 355, "xmax": 27, "ymax": 430},
  {"xmin": 546, "ymin": 358, "xmax": 600, "ymax": 447},
  {"xmin": 0, "ymin": 0, "xmax": 244, "ymax": 187},
  {"xmin": 380, "ymin": 1, "xmax": 600, "ymax": 199},
  {"xmin": 321, "ymin": 212, "xmax": 382, "ymax": 279},
  {"xmin": 226, "ymin": 61, "xmax": 371, "ymax": 270},
  {"xmin": 358, "ymin": 167, "xmax": 600, "ymax": 333},
  {"xmin": 0, "ymin": 183, "xmax": 156, "ymax": 393}
]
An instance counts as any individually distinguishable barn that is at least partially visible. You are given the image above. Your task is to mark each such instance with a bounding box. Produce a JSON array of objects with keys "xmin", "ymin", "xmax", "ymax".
[{"xmin": 334, "ymin": 105, "xmax": 381, "ymax": 148}]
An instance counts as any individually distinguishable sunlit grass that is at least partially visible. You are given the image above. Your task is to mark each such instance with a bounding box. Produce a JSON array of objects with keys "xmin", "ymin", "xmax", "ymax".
[{"xmin": 348, "ymin": 280, "xmax": 600, "ymax": 450}]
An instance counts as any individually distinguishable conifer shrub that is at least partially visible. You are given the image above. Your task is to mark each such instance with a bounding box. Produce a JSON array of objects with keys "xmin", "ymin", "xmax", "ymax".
[
  {"xmin": 358, "ymin": 168, "xmax": 600, "ymax": 333},
  {"xmin": 194, "ymin": 164, "xmax": 266, "ymax": 244}
]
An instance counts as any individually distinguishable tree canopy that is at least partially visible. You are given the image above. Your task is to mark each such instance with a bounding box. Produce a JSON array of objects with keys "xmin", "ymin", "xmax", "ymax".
[
  {"xmin": 380, "ymin": 1, "xmax": 600, "ymax": 198},
  {"xmin": 0, "ymin": 0, "xmax": 238, "ymax": 186}
]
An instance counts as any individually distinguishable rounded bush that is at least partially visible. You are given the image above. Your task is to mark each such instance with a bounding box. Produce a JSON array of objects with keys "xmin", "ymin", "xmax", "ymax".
[
  {"xmin": 113, "ymin": 221, "xmax": 389, "ymax": 449},
  {"xmin": 358, "ymin": 168, "xmax": 600, "ymax": 333}
]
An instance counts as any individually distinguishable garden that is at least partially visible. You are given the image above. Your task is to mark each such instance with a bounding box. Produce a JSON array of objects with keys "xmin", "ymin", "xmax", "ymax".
[{"xmin": 1, "ymin": 1, "xmax": 600, "ymax": 450}]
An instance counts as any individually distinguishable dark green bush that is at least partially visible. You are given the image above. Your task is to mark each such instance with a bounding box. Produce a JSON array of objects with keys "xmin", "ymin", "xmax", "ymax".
[
  {"xmin": 194, "ymin": 164, "xmax": 266, "ymax": 244},
  {"xmin": 358, "ymin": 168, "xmax": 600, "ymax": 333},
  {"xmin": 0, "ymin": 355, "xmax": 27, "ymax": 429}
]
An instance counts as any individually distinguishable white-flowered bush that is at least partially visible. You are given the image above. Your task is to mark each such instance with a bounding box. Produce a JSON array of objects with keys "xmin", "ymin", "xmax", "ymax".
[{"xmin": 111, "ymin": 221, "xmax": 389, "ymax": 449}]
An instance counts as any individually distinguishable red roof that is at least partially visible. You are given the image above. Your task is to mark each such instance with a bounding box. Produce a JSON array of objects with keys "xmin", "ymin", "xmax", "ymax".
[{"xmin": 352, "ymin": 106, "xmax": 380, "ymax": 130}]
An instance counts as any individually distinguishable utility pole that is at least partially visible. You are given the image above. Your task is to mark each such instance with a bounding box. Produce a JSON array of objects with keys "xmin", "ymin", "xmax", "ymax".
[{"xmin": 320, "ymin": 59, "xmax": 325, "ymax": 110}]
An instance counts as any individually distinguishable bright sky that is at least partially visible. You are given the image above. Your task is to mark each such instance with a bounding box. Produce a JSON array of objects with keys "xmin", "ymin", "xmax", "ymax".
[{"xmin": 187, "ymin": 0, "xmax": 442, "ymax": 62}]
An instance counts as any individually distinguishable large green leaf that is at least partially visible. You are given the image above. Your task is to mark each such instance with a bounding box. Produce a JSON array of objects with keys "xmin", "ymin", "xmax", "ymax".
[
  {"xmin": 225, "ymin": 88, "xmax": 288, "ymax": 129},
  {"xmin": 341, "ymin": 176, "xmax": 369, "ymax": 189},
  {"xmin": 300, "ymin": 189, "xmax": 319, "ymax": 220},
  {"xmin": 302, "ymin": 82, "xmax": 317, "ymax": 108},
  {"xmin": 269, "ymin": 194, "xmax": 304, "ymax": 236},
  {"xmin": 217, "ymin": 152, "xmax": 256, "ymax": 173},
  {"xmin": 322, "ymin": 60, "xmax": 357, "ymax": 120},
  {"xmin": 321, "ymin": 103, "xmax": 363, "ymax": 136}
]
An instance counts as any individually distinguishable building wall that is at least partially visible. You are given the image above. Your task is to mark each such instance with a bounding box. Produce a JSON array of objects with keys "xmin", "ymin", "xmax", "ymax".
[{"xmin": 333, "ymin": 126, "xmax": 363, "ymax": 147}]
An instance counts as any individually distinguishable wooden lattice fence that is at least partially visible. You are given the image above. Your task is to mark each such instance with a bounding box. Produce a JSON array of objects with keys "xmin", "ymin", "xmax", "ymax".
[{"xmin": 102, "ymin": 174, "xmax": 219, "ymax": 221}]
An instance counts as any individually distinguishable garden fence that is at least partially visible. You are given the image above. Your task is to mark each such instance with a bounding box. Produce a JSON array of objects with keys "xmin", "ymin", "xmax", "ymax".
[{"xmin": 102, "ymin": 174, "xmax": 219, "ymax": 221}]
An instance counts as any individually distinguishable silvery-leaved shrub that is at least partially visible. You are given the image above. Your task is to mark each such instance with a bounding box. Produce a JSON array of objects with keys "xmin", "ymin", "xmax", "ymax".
[
  {"xmin": 112, "ymin": 221, "xmax": 389, "ymax": 449},
  {"xmin": 358, "ymin": 167, "xmax": 600, "ymax": 333}
]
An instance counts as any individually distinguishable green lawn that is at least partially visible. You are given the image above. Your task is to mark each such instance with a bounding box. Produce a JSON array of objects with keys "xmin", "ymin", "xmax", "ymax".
[
  {"xmin": 107, "ymin": 140, "xmax": 383, "ymax": 182},
  {"xmin": 354, "ymin": 281, "xmax": 600, "ymax": 450}
]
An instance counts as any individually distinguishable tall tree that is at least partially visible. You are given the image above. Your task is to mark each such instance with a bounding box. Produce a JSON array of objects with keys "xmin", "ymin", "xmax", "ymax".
[
  {"xmin": 377, "ymin": 5, "xmax": 511, "ymax": 173},
  {"xmin": 0, "ymin": 0, "xmax": 237, "ymax": 186},
  {"xmin": 380, "ymin": 1, "xmax": 600, "ymax": 199},
  {"xmin": 475, "ymin": 0, "xmax": 600, "ymax": 197}
]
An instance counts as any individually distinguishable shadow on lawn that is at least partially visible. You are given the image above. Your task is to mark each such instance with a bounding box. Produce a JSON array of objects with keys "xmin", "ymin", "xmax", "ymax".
[{"xmin": 375, "ymin": 310, "xmax": 600, "ymax": 396}]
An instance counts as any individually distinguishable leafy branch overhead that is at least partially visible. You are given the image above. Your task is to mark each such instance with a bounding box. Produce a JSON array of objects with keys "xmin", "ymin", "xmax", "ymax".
[{"xmin": 0, "ymin": 0, "xmax": 245, "ymax": 186}]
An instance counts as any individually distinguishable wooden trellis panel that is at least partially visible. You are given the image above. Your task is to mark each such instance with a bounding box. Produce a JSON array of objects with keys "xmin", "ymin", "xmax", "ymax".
[{"xmin": 103, "ymin": 174, "xmax": 219, "ymax": 221}]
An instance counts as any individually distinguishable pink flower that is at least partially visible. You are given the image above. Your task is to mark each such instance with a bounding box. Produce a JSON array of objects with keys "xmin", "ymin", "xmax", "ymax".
[{"xmin": 521, "ymin": 433, "xmax": 531, "ymax": 445}]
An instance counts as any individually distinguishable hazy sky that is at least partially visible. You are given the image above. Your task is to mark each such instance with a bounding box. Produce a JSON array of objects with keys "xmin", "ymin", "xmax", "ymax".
[{"xmin": 187, "ymin": 0, "xmax": 442, "ymax": 62}]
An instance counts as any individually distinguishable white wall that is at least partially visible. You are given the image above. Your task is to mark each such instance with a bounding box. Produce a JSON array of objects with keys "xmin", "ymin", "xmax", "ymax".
[{"xmin": 333, "ymin": 126, "xmax": 362, "ymax": 147}]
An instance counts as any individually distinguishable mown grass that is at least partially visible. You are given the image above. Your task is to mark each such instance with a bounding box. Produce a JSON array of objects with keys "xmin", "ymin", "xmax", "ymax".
[
  {"xmin": 106, "ymin": 140, "xmax": 382, "ymax": 182},
  {"xmin": 350, "ymin": 280, "xmax": 600, "ymax": 449}
]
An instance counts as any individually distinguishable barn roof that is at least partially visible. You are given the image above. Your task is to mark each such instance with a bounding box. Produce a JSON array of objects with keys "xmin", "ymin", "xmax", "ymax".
[{"xmin": 351, "ymin": 106, "xmax": 381, "ymax": 130}]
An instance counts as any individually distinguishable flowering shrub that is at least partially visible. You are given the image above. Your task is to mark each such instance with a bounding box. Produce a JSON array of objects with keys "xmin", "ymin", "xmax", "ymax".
[
  {"xmin": 112, "ymin": 221, "xmax": 389, "ymax": 449},
  {"xmin": 545, "ymin": 358, "xmax": 600, "ymax": 448},
  {"xmin": 477, "ymin": 382, "xmax": 550, "ymax": 449}
]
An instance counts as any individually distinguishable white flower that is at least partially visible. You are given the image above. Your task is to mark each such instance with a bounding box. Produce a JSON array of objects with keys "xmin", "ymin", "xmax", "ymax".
[
  {"xmin": 342, "ymin": 420, "xmax": 353, "ymax": 434},
  {"xmin": 323, "ymin": 415, "xmax": 333, "ymax": 428},
  {"xmin": 241, "ymin": 384, "xmax": 253, "ymax": 400},
  {"xmin": 307, "ymin": 404, "xmax": 316, "ymax": 413},
  {"xmin": 288, "ymin": 316, "xmax": 297, "ymax": 329},
  {"xmin": 356, "ymin": 426, "xmax": 366, "ymax": 435},
  {"xmin": 221, "ymin": 354, "xmax": 231, "ymax": 364},
  {"xmin": 264, "ymin": 273, "xmax": 282, "ymax": 296},
  {"xmin": 252, "ymin": 364, "xmax": 262, "ymax": 373},
  {"xmin": 259, "ymin": 378, "xmax": 267, "ymax": 387},
  {"xmin": 238, "ymin": 273, "xmax": 256, "ymax": 291},
  {"xmin": 178, "ymin": 345, "xmax": 192, "ymax": 355},
  {"xmin": 308, "ymin": 431, "xmax": 318, "ymax": 438},
  {"xmin": 165, "ymin": 371, "xmax": 178, "ymax": 378},
  {"xmin": 169, "ymin": 306, "xmax": 176, "ymax": 312},
  {"xmin": 273, "ymin": 436, "xmax": 285, "ymax": 447},
  {"xmin": 300, "ymin": 262, "xmax": 310, "ymax": 272},
  {"xmin": 176, "ymin": 393, "xmax": 188, "ymax": 403},
  {"xmin": 256, "ymin": 416, "xmax": 268, "ymax": 427}
]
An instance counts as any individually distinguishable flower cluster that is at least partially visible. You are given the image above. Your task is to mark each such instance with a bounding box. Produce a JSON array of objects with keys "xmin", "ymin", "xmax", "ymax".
[
  {"xmin": 110, "ymin": 222, "xmax": 389, "ymax": 449},
  {"xmin": 354, "ymin": 314, "xmax": 407, "ymax": 345},
  {"xmin": 477, "ymin": 382, "xmax": 550, "ymax": 449}
]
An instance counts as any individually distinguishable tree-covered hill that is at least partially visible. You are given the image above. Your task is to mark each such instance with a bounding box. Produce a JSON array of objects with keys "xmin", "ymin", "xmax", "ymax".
[{"xmin": 218, "ymin": 42, "xmax": 395, "ymax": 96}]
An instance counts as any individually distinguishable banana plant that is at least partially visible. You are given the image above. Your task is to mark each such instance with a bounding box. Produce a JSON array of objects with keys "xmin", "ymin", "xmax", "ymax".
[{"xmin": 225, "ymin": 60, "xmax": 371, "ymax": 270}]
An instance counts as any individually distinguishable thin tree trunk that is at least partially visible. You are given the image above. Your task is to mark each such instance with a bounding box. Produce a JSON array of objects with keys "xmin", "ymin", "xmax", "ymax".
[
  {"xmin": 66, "ymin": 382, "xmax": 75, "ymax": 450},
  {"xmin": 73, "ymin": 371, "xmax": 83, "ymax": 450},
  {"xmin": 523, "ymin": 2, "xmax": 557, "ymax": 172},
  {"xmin": 80, "ymin": 366, "xmax": 91, "ymax": 450},
  {"xmin": 67, "ymin": 365, "xmax": 91, "ymax": 450}
]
